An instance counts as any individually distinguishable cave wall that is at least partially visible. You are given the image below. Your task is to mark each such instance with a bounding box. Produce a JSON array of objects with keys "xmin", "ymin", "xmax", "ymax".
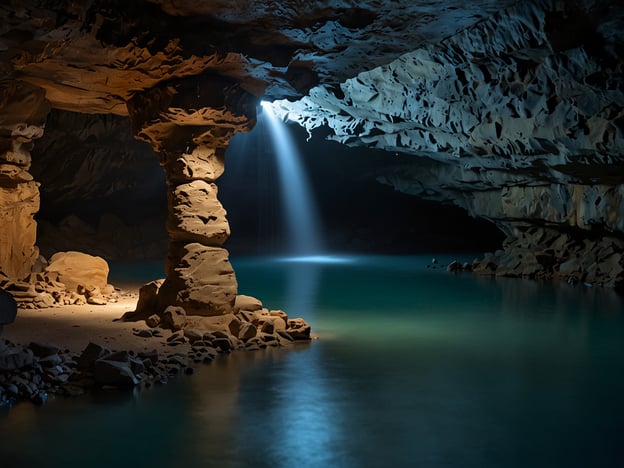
[
  {"xmin": 1, "ymin": 0, "xmax": 623, "ymax": 301},
  {"xmin": 272, "ymin": 0, "xmax": 624, "ymax": 286}
]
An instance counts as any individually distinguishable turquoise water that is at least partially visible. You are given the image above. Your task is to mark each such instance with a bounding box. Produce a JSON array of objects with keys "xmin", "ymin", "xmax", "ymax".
[{"xmin": 1, "ymin": 255, "xmax": 624, "ymax": 467}]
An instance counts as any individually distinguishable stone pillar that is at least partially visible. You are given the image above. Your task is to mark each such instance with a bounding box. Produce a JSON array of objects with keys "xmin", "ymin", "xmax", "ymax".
[
  {"xmin": 0, "ymin": 82, "xmax": 49, "ymax": 280},
  {"xmin": 127, "ymin": 73, "xmax": 257, "ymax": 316}
]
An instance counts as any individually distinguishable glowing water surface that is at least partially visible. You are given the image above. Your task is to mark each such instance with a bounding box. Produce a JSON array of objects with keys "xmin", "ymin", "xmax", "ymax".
[{"xmin": 1, "ymin": 255, "xmax": 624, "ymax": 467}]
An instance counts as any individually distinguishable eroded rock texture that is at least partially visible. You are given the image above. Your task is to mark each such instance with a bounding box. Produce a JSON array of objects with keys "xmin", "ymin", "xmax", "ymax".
[
  {"xmin": 0, "ymin": 81, "xmax": 49, "ymax": 280},
  {"xmin": 0, "ymin": 0, "xmax": 623, "ymax": 299},
  {"xmin": 274, "ymin": 0, "xmax": 624, "ymax": 287}
]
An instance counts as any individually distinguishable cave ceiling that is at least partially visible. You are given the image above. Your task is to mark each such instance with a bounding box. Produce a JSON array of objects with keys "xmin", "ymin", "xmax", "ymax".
[
  {"xmin": 1, "ymin": 0, "xmax": 623, "ymax": 244},
  {"xmin": 0, "ymin": 0, "xmax": 522, "ymax": 116}
]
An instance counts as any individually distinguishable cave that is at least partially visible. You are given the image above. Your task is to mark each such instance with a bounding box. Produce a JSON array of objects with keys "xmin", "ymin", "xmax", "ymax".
[{"xmin": 1, "ymin": 1, "xmax": 624, "ymax": 466}]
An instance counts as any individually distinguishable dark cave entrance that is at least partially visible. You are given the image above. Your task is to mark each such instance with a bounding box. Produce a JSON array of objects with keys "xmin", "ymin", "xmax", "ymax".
[{"xmin": 29, "ymin": 109, "xmax": 168, "ymax": 262}]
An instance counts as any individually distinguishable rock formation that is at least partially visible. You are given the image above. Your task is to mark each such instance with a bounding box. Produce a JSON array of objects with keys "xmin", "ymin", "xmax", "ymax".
[
  {"xmin": 1, "ymin": 251, "xmax": 117, "ymax": 308},
  {"xmin": 0, "ymin": 0, "xmax": 622, "ymax": 316},
  {"xmin": 272, "ymin": 0, "xmax": 624, "ymax": 287},
  {"xmin": 0, "ymin": 81, "xmax": 49, "ymax": 279}
]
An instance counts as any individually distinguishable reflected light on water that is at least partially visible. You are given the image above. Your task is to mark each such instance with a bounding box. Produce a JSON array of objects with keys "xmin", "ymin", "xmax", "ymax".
[{"xmin": 275, "ymin": 255, "xmax": 355, "ymax": 264}]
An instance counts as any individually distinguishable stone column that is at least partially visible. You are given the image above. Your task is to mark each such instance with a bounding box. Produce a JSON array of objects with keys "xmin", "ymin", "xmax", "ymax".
[
  {"xmin": 127, "ymin": 73, "xmax": 257, "ymax": 316},
  {"xmin": 0, "ymin": 82, "xmax": 49, "ymax": 280}
]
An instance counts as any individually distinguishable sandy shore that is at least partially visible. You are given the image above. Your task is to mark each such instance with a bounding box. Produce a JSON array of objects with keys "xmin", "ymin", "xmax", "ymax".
[{"xmin": 2, "ymin": 284, "xmax": 176, "ymax": 354}]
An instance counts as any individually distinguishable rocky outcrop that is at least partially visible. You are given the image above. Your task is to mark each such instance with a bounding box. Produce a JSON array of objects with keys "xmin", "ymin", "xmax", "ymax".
[
  {"xmin": 1, "ymin": 251, "xmax": 117, "ymax": 309},
  {"xmin": 0, "ymin": 0, "xmax": 622, "ymax": 309},
  {"xmin": 124, "ymin": 281, "xmax": 311, "ymax": 345},
  {"xmin": 0, "ymin": 81, "xmax": 49, "ymax": 280},
  {"xmin": 125, "ymin": 73, "xmax": 259, "ymax": 316},
  {"xmin": 272, "ymin": 0, "xmax": 624, "ymax": 288}
]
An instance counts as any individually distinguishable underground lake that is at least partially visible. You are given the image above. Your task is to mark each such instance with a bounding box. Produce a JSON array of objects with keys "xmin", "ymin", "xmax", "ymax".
[{"xmin": 1, "ymin": 254, "xmax": 623, "ymax": 468}]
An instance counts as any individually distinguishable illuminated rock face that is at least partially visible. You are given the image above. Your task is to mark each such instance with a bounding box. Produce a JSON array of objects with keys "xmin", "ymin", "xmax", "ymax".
[
  {"xmin": 272, "ymin": 1, "xmax": 624, "ymax": 286},
  {"xmin": 0, "ymin": 82, "xmax": 49, "ymax": 280},
  {"xmin": 0, "ymin": 0, "xmax": 622, "ymax": 293},
  {"xmin": 126, "ymin": 77, "xmax": 257, "ymax": 316}
]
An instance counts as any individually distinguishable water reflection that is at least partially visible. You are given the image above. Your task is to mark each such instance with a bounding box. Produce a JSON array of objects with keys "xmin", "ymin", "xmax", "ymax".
[{"xmin": 2, "ymin": 256, "xmax": 624, "ymax": 467}]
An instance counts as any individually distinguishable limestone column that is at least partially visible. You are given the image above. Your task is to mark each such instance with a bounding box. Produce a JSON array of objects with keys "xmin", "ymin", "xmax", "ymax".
[
  {"xmin": 0, "ymin": 82, "xmax": 49, "ymax": 280},
  {"xmin": 127, "ymin": 74, "xmax": 257, "ymax": 316}
]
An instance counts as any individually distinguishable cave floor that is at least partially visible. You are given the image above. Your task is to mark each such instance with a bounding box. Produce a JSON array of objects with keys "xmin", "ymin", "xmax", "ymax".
[{"xmin": 3, "ymin": 285, "xmax": 178, "ymax": 354}]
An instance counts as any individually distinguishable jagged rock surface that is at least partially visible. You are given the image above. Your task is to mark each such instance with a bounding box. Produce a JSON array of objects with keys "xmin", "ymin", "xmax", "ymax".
[
  {"xmin": 273, "ymin": 0, "xmax": 624, "ymax": 287},
  {"xmin": 1, "ymin": 0, "xmax": 623, "ymax": 304}
]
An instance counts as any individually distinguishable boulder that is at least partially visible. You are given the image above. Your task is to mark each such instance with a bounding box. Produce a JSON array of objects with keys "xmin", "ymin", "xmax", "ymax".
[
  {"xmin": 162, "ymin": 306, "xmax": 187, "ymax": 331},
  {"xmin": 0, "ymin": 288, "xmax": 17, "ymax": 336},
  {"xmin": 286, "ymin": 318, "xmax": 312, "ymax": 340},
  {"xmin": 94, "ymin": 359, "xmax": 139, "ymax": 388},
  {"xmin": 233, "ymin": 295, "xmax": 263, "ymax": 313},
  {"xmin": 238, "ymin": 323, "xmax": 257, "ymax": 341},
  {"xmin": 76, "ymin": 342, "xmax": 110, "ymax": 370},
  {"xmin": 135, "ymin": 279, "xmax": 164, "ymax": 317},
  {"xmin": 45, "ymin": 251, "xmax": 109, "ymax": 293},
  {"xmin": 28, "ymin": 342, "xmax": 59, "ymax": 358}
]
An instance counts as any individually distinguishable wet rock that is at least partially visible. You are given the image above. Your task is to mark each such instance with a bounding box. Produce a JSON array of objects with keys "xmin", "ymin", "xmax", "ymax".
[
  {"xmin": 286, "ymin": 318, "xmax": 312, "ymax": 340},
  {"xmin": 260, "ymin": 320, "xmax": 274, "ymax": 335},
  {"xmin": 137, "ymin": 349, "xmax": 159, "ymax": 365},
  {"xmin": 94, "ymin": 359, "xmax": 139, "ymax": 388},
  {"xmin": 76, "ymin": 342, "xmax": 110, "ymax": 370},
  {"xmin": 213, "ymin": 337, "xmax": 233, "ymax": 352},
  {"xmin": 38, "ymin": 354, "xmax": 63, "ymax": 367},
  {"xmin": 277, "ymin": 331, "xmax": 294, "ymax": 342},
  {"xmin": 31, "ymin": 391, "xmax": 48, "ymax": 406},
  {"xmin": 102, "ymin": 351, "xmax": 130, "ymax": 363}
]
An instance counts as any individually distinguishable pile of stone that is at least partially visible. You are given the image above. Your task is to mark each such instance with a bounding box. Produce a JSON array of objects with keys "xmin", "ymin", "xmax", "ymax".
[
  {"xmin": 125, "ymin": 282, "xmax": 312, "ymax": 351},
  {"xmin": 0, "ymin": 250, "xmax": 117, "ymax": 309},
  {"xmin": 471, "ymin": 227, "xmax": 624, "ymax": 288},
  {"xmin": 0, "ymin": 286, "xmax": 312, "ymax": 409},
  {"xmin": 0, "ymin": 337, "xmax": 221, "ymax": 409}
]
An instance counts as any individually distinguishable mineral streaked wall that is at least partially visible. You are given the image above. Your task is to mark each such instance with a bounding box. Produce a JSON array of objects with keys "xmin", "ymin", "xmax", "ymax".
[{"xmin": 272, "ymin": 0, "xmax": 624, "ymax": 285}]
